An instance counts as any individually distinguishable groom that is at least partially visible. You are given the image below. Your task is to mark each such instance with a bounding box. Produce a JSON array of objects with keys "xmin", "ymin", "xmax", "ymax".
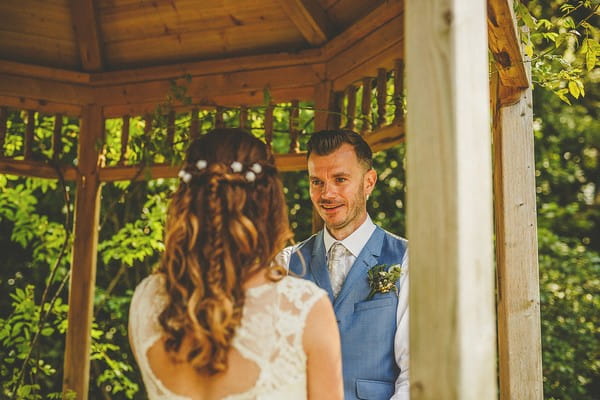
[{"xmin": 285, "ymin": 130, "xmax": 409, "ymax": 400}]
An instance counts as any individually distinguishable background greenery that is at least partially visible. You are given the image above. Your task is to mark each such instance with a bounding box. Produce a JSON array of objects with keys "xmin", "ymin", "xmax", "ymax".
[{"xmin": 0, "ymin": 0, "xmax": 598, "ymax": 399}]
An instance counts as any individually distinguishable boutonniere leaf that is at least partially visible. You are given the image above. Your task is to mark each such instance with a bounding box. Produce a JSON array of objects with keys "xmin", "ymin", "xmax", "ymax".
[{"xmin": 367, "ymin": 264, "xmax": 403, "ymax": 300}]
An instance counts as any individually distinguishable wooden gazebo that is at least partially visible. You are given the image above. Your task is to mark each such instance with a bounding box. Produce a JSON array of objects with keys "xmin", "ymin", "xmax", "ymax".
[{"xmin": 0, "ymin": 0, "xmax": 542, "ymax": 398}]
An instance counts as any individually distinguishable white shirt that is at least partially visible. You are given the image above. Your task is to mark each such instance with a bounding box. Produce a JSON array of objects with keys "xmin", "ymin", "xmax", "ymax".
[{"xmin": 282, "ymin": 216, "xmax": 410, "ymax": 400}]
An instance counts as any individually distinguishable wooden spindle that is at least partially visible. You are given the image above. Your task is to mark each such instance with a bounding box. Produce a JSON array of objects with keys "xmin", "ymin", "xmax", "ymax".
[
  {"xmin": 361, "ymin": 78, "xmax": 372, "ymax": 132},
  {"xmin": 328, "ymin": 91, "xmax": 343, "ymax": 129},
  {"xmin": 166, "ymin": 111, "xmax": 175, "ymax": 148},
  {"xmin": 215, "ymin": 106, "xmax": 224, "ymax": 128},
  {"xmin": 239, "ymin": 106, "xmax": 248, "ymax": 129},
  {"xmin": 377, "ymin": 68, "xmax": 387, "ymax": 127},
  {"xmin": 345, "ymin": 85, "xmax": 357, "ymax": 130},
  {"xmin": 25, "ymin": 110, "xmax": 35, "ymax": 160},
  {"xmin": 394, "ymin": 59, "xmax": 405, "ymax": 124},
  {"xmin": 52, "ymin": 114, "xmax": 63, "ymax": 161},
  {"xmin": 0, "ymin": 107, "xmax": 8, "ymax": 157},
  {"xmin": 190, "ymin": 108, "xmax": 199, "ymax": 140},
  {"xmin": 119, "ymin": 115, "xmax": 130, "ymax": 165},
  {"xmin": 264, "ymin": 104, "xmax": 274, "ymax": 150},
  {"xmin": 289, "ymin": 100, "xmax": 300, "ymax": 153}
]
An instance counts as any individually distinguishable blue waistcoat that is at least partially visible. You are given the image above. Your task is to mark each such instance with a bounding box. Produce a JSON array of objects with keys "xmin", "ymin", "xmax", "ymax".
[{"xmin": 289, "ymin": 227, "xmax": 408, "ymax": 400}]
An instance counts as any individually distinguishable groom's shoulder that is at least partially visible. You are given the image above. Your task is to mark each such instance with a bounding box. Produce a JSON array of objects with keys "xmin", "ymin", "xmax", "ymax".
[{"xmin": 377, "ymin": 225, "xmax": 408, "ymax": 248}]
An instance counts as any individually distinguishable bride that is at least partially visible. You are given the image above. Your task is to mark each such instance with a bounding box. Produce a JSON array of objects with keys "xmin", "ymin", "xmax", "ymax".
[{"xmin": 128, "ymin": 128, "xmax": 343, "ymax": 399}]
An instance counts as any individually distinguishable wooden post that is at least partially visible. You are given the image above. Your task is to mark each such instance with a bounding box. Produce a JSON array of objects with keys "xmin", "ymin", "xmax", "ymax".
[
  {"xmin": 25, "ymin": 110, "xmax": 35, "ymax": 160},
  {"xmin": 361, "ymin": 77, "xmax": 372, "ymax": 133},
  {"xmin": 406, "ymin": 0, "xmax": 496, "ymax": 399},
  {"xmin": 239, "ymin": 106, "xmax": 248, "ymax": 130},
  {"xmin": 63, "ymin": 104, "xmax": 104, "ymax": 400},
  {"xmin": 264, "ymin": 104, "xmax": 274, "ymax": 151},
  {"xmin": 166, "ymin": 111, "xmax": 175, "ymax": 148},
  {"xmin": 376, "ymin": 68, "xmax": 387, "ymax": 127},
  {"xmin": 190, "ymin": 108, "xmax": 199, "ymax": 141},
  {"xmin": 118, "ymin": 115, "xmax": 129, "ymax": 165},
  {"xmin": 393, "ymin": 59, "xmax": 404, "ymax": 124},
  {"xmin": 52, "ymin": 114, "xmax": 63, "ymax": 161},
  {"xmin": 492, "ymin": 69, "xmax": 543, "ymax": 399},
  {"xmin": 313, "ymin": 80, "xmax": 333, "ymax": 132},
  {"xmin": 344, "ymin": 85, "xmax": 356, "ymax": 130},
  {"xmin": 289, "ymin": 100, "xmax": 300, "ymax": 153},
  {"xmin": 0, "ymin": 107, "xmax": 7, "ymax": 157}
]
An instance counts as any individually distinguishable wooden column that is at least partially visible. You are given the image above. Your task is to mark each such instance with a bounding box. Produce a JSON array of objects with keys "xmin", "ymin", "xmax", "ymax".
[
  {"xmin": 406, "ymin": 0, "xmax": 496, "ymax": 399},
  {"xmin": 63, "ymin": 104, "xmax": 104, "ymax": 400},
  {"xmin": 492, "ymin": 72, "xmax": 543, "ymax": 399}
]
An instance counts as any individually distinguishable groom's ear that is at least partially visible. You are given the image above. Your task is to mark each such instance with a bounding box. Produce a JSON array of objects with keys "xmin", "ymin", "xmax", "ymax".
[{"xmin": 363, "ymin": 168, "xmax": 377, "ymax": 196}]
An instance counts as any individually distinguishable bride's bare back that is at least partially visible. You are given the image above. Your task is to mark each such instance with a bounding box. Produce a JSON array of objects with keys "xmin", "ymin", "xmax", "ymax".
[{"xmin": 129, "ymin": 273, "xmax": 341, "ymax": 400}]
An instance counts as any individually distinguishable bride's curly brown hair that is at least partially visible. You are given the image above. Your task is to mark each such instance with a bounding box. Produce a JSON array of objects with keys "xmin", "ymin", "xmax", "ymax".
[{"xmin": 157, "ymin": 128, "xmax": 292, "ymax": 374}]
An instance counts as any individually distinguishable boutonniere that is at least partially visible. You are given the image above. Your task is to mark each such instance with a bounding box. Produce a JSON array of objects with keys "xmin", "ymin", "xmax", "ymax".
[{"xmin": 367, "ymin": 264, "xmax": 403, "ymax": 300}]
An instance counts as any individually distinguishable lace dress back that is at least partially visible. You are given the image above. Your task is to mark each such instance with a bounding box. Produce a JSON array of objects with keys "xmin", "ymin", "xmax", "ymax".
[{"xmin": 129, "ymin": 274, "xmax": 326, "ymax": 400}]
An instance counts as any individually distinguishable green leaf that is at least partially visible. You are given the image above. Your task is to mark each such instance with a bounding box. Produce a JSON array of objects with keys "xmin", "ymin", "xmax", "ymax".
[
  {"xmin": 568, "ymin": 80, "xmax": 580, "ymax": 98},
  {"xmin": 585, "ymin": 48, "xmax": 597, "ymax": 72}
]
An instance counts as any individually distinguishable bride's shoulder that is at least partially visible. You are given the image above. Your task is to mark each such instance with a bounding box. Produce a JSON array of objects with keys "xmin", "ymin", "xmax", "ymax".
[
  {"xmin": 131, "ymin": 273, "xmax": 167, "ymax": 308},
  {"xmin": 278, "ymin": 276, "xmax": 327, "ymax": 301}
]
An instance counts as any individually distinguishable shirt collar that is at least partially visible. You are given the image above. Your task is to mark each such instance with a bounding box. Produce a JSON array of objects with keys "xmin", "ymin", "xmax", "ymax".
[{"xmin": 323, "ymin": 215, "xmax": 376, "ymax": 257}]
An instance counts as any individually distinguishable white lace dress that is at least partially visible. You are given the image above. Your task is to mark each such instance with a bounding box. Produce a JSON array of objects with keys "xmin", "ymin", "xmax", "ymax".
[{"xmin": 129, "ymin": 274, "xmax": 326, "ymax": 400}]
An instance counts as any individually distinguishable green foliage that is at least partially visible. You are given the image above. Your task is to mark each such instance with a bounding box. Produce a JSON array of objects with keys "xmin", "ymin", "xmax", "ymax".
[{"xmin": 515, "ymin": 0, "xmax": 599, "ymax": 103}]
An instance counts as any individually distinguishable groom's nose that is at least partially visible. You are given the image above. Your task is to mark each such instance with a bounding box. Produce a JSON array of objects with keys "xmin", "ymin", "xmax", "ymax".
[{"xmin": 321, "ymin": 182, "xmax": 337, "ymax": 199}]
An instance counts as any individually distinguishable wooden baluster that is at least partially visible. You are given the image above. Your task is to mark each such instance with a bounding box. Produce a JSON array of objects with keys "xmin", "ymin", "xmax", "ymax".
[
  {"xmin": 0, "ymin": 107, "xmax": 8, "ymax": 158},
  {"xmin": 361, "ymin": 78, "xmax": 372, "ymax": 133},
  {"xmin": 345, "ymin": 85, "xmax": 357, "ymax": 130},
  {"xmin": 215, "ymin": 106, "xmax": 224, "ymax": 128},
  {"xmin": 289, "ymin": 100, "xmax": 300, "ymax": 153},
  {"xmin": 394, "ymin": 59, "xmax": 405, "ymax": 124},
  {"xmin": 377, "ymin": 68, "xmax": 387, "ymax": 128},
  {"xmin": 328, "ymin": 91, "xmax": 343, "ymax": 129},
  {"xmin": 52, "ymin": 114, "xmax": 63, "ymax": 161},
  {"xmin": 119, "ymin": 115, "xmax": 130, "ymax": 165},
  {"xmin": 25, "ymin": 110, "xmax": 35, "ymax": 160},
  {"xmin": 190, "ymin": 108, "xmax": 199, "ymax": 141},
  {"xmin": 166, "ymin": 111, "xmax": 175, "ymax": 148},
  {"xmin": 239, "ymin": 106, "xmax": 248, "ymax": 129},
  {"xmin": 264, "ymin": 104, "xmax": 274, "ymax": 152}
]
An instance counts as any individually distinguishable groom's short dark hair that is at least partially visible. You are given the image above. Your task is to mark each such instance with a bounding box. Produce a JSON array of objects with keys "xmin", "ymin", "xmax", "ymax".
[{"xmin": 306, "ymin": 129, "xmax": 373, "ymax": 170}]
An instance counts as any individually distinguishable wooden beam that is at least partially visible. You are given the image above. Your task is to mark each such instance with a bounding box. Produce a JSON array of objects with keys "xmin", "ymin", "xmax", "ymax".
[
  {"xmin": 491, "ymin": 70, "xmax": 543, "ymax": 400},
  {"xmin": 0, "ymin": 96, "xmax": 82, "ymax": 118},
  {"xmin": 327, "ymin": 14, "xmax": 403, "ymax": 84},
  {"xmin": 0, "ymin": 74, "xmax": 94, "ymax": 106},
  {"xmin": 0, "ymin": 60, "xmax": 91, "ymax": 84},
  {"xmin": 289, "ymin": 100, "xmax": 300, "ymax": 153},
  {"xmin": 94, "ymin": 64, "xmax": 325, "ymax": 107},
  {"xmin": 322, "ymin": 0, "xmax": 403, "ymax": 59},
  {"xmin": 376, "ymin": 68, "xmax": 387, "ymax": 128},
  {"xmin": 487, "ymin": 0, "xmax": 529, "ymax": 90},
  {"xmin": 406, "ymin": 0, "xmax": 496, "ymax": 398},
  {"xmin": 63, "ymin": 105, "xmax": 104, "ymax": 400},
  {"xmin": 361, "ymin": 77, "xmax": 372, "ymax": 132},
  {"xmin": 364, "ymin": 123, "xmax": 405, "ymax": 153},
  {"xmin": 277, "ymin": 0, "xmax": 333, "ymax": 45},
  {"xmin": 68, "ymin": 0, "xmax": 105, "ymax": 72},
  {"xmin": 0, "ymin": 158, "xmax": 78, "ymax": 180}
]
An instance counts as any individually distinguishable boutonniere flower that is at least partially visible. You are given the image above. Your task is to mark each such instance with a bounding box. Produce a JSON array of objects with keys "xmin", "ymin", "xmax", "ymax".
[{"xmin": 367, "ymin": 264, "xmax": 403, "ymax": 300}]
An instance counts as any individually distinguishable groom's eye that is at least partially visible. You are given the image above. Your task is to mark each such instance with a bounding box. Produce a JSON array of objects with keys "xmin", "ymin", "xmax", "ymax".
[
  {"xmin": 335, "ymin": 177, "xmax": 347, "ymax": 183},
  {"xmin": 311, "ymin": 179, "xmax": 323, "ymax": 186}
]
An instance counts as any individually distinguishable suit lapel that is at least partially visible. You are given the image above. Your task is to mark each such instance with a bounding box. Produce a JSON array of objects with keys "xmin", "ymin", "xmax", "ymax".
[
  {"xmin": 309, "ymin": 231, "xmax": 335, "ymax": 302},
  {"xmin": 334, "ymin": 227, "xmax": 385, "ymax": 307}
]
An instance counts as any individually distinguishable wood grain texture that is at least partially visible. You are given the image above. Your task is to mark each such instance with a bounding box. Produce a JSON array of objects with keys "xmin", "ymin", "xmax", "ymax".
[
  {"xmin": 487, "ymin": 0, "xmax": 529, "ymax": 90},
  {"xmin": 491, "ymin": 72, "xmax": 543, "ymax": 400},
  {"xmin": 62, "ymin": 105, "xmax": 104, "ymax": 399},
  {"xmin": 406, "ymin": 0, "xmax": 496, "ymax": 398},
  {"xmin": 0, "ymin": 158, "xmax": 77, "ymax": 180},
  {"xmin": 277, "ymin": 0, "xmax": 333, "ymax": 45},
  {"xmin": 69, "ymin": 0, "xmax": 104, "ymax": 71}
]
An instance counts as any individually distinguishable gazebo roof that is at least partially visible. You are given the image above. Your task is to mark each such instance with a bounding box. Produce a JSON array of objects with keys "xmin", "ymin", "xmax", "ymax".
[{"xmin": 0, "ymin": 0, "xmax": 383, "ymax": 72}]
